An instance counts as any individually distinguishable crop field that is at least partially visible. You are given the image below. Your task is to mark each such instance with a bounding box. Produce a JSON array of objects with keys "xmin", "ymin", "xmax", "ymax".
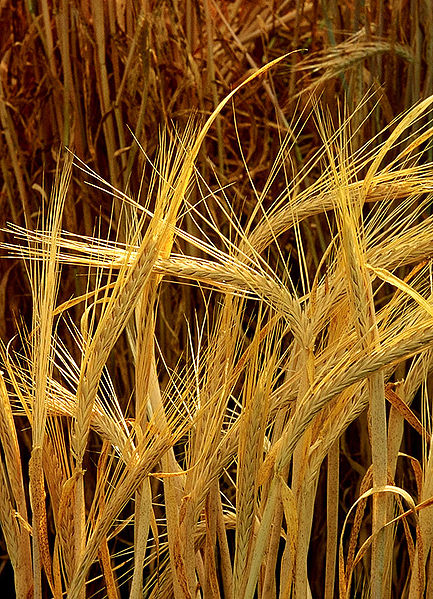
[{"xmin": 0, "ymin": 2, "xmax": 432, "ymax": 598}]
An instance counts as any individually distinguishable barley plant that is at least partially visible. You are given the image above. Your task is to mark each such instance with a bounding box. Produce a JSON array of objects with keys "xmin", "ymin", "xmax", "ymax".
[{"xmin": 2, "ymin": 2, "xmax": 433, "ymax": 599}]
